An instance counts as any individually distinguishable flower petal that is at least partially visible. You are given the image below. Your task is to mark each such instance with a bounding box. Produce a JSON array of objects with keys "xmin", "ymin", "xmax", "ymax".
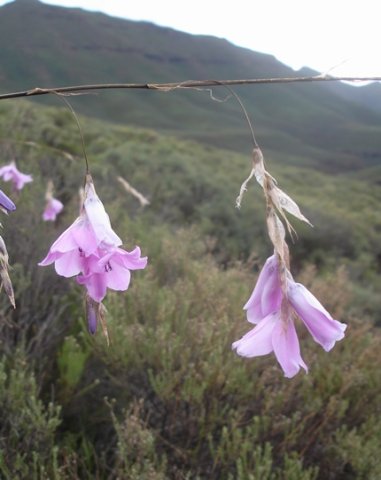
[
  {"xmin": 99, "ymin": 247, "xmax": 147, "ymax": 271},
  {"xmin": 38, "ymin": 250, "xmax": 61, "ymax": 266},
  {"xmin": 48, "ymin": 218, "xmax": 83, "ymax": 253},
  {"xmin": 288, "ymin": 283, "xmax": 347, "ymax": 352},
  {"xmin": 84, "ymin": 177, "xmax": 122, "ymax": 248},
  {"xmin": 2, "ymin": 171, "xmax": 13, "ymax": 182},
  {"xmin": 14, "ymin": 172, "xmax": 33, "ymax": 191},
  {"xmin": 119, "ymin": 246, "xmax": 148, "ymax": 270},
  {"xmin": 78, "ymin": 272, "xmax": 107, "ymax": 303},
  {"xmin": 55, "ymin": 250, "xmax": 83, "ymax": 277},
  {"xmin": 272, "ymin": 317, "xmax": 308, "ymax": 378},
  {"xmin": 260, "ymin": 264, "xmax": 282, "ymax": 318},
  {"xmin": 244, "ymin": 255, "xmax": 281, "ymax": 323},
  {"xmin": 71, "ymin": 218, "xmax": 99, "ymax": 254},
  {"xmin": 0, "ymin": 166, "xmax": 11, "ymax": 177},
  {"xmin": 105, "ymin": 262, "xmax": 131, "ymax": 291},
  {"xmin": 232, "ymin": 313, "xmax": 277, "ymax": 357}
]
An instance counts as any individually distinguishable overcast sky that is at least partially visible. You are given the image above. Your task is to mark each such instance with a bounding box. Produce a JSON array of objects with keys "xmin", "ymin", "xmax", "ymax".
[{"xmin": 1, "ymin": 0, "xmax": 380, "ymax": 78}]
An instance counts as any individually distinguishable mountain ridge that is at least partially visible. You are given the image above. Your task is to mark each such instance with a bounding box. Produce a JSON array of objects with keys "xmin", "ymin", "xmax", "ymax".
[{"xmin": 0, "ymin": 0, "xmax": 381, "ymax": 171}]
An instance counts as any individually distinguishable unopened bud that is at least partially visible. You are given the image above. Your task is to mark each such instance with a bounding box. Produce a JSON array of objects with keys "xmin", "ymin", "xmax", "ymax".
[
  {"xmin": 86, "ymin": 296, "xmax": 98, "ymax": 335},
  {"xmin": 0, "ymin": 189, "xmax": 16, "ymax": 214}
]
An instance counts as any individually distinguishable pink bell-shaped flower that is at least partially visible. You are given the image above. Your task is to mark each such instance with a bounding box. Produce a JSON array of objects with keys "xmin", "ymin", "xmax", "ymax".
[
  {"xmin": 0, "ymin": 161, "xmax": 32, "ymax": 191},
  {"xmin": 39, "ymin": 174, "xmax": 147, "ymax": 311},
  {"xmin": 233, "ymin": 255, "xmax": 347, "ymax": 378},
  {"xmin": 43, "ymin": 197, "xmax": 64, "ymax": 222}
]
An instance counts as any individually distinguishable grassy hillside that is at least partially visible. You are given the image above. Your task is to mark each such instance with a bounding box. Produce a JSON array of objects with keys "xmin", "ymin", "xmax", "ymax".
[
  {"xmin": 0, "ymin": 100, "xmax": 380, "ymax": 478},
  {"xmin": 0, "ymin": 0, "xmax": 381, "ymax": 171}
]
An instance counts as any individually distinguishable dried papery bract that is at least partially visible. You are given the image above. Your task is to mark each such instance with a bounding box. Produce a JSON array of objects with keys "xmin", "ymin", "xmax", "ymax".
[
  {"xmin": 237, "ymin": 147, "xmax": 311, "ymax": 234},
  {"xmin": 237, "ymin": 146, "xmax": 311, "ymax": 294},
  {"xmin": 269, "ymin": 184, "xmax": 312, "ymax": 228},
  {"xmin": 0, "ymin": 236, "xmax": 15, "ymax": 308},
  {"xmin": 98, "ymin": 302, "xmax": 109, "ymax": 346},
  {"xmin": 236, "ymin": 148, "xmax": 273, "ymax": 207},
  {"xmin": 266, "ymin": 207, "xmax": 289, "ymax": 268},
  {"xmin": 45, "ymin": 179, "xmax": 54, "ymax": 200},
  {"xmin": 237, "ymin": 146, "xmax": 310, "ymax": 300}
]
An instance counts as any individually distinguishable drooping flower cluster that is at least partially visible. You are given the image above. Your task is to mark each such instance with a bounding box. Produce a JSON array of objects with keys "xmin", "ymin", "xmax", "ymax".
[
  {"xmin": 233, "ymin": 255, "xmax": 347, "ymax": 377},
  {"xmin": 0, "ymin": 161, "xmax": 32, "ymax": 191},
  {"xmin": 234, "ymin": 148, "xmax": 347, "ymax": 377},
  {"xmin": 39, "ymin": 174, "xmax": 147, "ymax": 336}
]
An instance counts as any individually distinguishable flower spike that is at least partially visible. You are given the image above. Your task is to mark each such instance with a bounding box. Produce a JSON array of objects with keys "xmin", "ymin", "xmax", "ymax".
[{"xmin": 234, "ymin": 141, "xmax": 345, "ymax": 377}]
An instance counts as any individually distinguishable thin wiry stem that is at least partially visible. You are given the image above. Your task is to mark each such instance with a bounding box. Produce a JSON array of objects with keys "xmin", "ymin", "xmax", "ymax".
[
  {"xmin": 206, "ymin": 81, "xmax": 259, "ymax": 148},
  {"xmin": 227, "ymin": 88, "xmax": 258, "ymax": 148},
  {"xmin": 54, "ymin": 93, "xmax": 90, "ymax": 175},
  {"xmin": 160, "ymin": 79, "xmax": 259, "ymax": 148},
  {"xmin": 0, "ymin": 75, "xmax": 379, "ymax": 101}
]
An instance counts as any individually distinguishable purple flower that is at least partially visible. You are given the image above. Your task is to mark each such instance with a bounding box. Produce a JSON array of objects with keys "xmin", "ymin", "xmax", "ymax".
[
  {"xmin": 39, "ymin": 216, "xmax": 101, "ymax": 277},
  {"xmin": 39, "ymin": 176, "xmax": 123, "ymax": 276},
  {"xmin": 39, "ymin": 175, "xmax": 147, "ymax": 304},
  {"xmin": 0, "ymin": 189, "xmax": 16, "ymax": 214},
  {"xmin": 233, "ymin": 255, "xmax": 347, "ymax": 377},
  {"xmin": 233, "ymin": 311, "xmax": 308, "ymax": 378},
  {"xmin": 0, "ymin": 161, "xmax": 32, "ymax": 191},
  {"xmin": 77, "ymin": 246, "xmax": 147, "ymax": 302},
  {"xmin": 43, "ymin": 197, "xmax": 64, "ymax": 222}
]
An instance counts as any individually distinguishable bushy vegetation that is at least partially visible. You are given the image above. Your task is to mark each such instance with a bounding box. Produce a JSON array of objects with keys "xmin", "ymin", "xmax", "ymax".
[{"xmin": 0, "ymin": 102, "xmax": 380, "ymax": 478}]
